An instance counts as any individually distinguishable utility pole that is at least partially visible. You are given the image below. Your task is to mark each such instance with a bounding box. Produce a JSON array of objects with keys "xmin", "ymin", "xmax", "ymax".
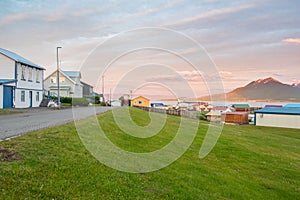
[
  {"xmin": 56, "ymin": 46, "xmax": 62, "ymax": 108},
  {"xmin": 102, "ymin": 75, "xmax": 105, "ymax": 102}
]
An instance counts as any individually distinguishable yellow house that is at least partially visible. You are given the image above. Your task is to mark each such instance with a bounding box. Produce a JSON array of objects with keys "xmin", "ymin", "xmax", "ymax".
[{"xmin": 131, "ymin": 96, "xmax": 150, "ymax": 107}]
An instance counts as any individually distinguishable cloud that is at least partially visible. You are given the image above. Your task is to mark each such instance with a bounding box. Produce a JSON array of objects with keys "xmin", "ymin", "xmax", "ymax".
[
  {"xmin": 163, "ymin": 4, "xmax": 254, "ymax": 27},
  {"xmin": 282, "ymin": 38, "xmax": 300, "ymax": 44}
]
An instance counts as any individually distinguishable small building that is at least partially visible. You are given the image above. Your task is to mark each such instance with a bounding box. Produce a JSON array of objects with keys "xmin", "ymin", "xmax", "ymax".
[
  {"xmin": 131, "ymin": 96, "xmax": 150, "ymax": 107},
  {"xmin": 206, "ymin": 110, "xmax": 222, "ymax": 122},
  {"xmin": 232, "ymin": 104, "xmax": 250, "ymax": 112},
  {"xmin": 221, "ymin": 112, "xmax": 249, "ymax": 124},
  {"xmin": 110, "ymin": 100, "xmax": 122, "ymax": 107},
  {"xmin": 81, "ymin": 81, "xmax": 93, "ymax": 96},
  {"xmin": 193, "ymin": 102, "xmax": 213, "ymax": 112},
  {"xmin": 44, "ymin": 69, "xmax": 83, "ymax": 98},
  {"xmin": 0, "ymin": 48, "xmax": 45, "ymax": 108},
  {"xmin": 254, "ymin": 107, "xmax": 300, "ymax": 129}
]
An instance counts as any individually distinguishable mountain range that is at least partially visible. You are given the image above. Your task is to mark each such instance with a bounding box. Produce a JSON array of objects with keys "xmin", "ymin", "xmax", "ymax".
[{"xmin": 200, "ymin": 77, "xmax": 300, "ymax": 101}]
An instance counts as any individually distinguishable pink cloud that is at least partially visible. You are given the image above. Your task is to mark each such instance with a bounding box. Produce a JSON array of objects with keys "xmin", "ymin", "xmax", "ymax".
[{"xmin": 282, "ymin": 38, "xmax": 300, "ymax": 44}]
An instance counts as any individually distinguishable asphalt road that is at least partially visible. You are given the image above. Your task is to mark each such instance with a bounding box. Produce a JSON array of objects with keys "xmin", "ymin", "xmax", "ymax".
[{"xmin": 0, "ymin": 106, "xmax": 114, "ymax": 140}]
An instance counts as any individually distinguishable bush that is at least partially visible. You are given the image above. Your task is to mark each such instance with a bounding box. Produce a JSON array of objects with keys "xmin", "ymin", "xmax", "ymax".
[
  {"xmin": 197, "ymin": 112, "xmax": 208, "ymax": 121},
  {"xmin": 61, "ymin": 97, "xmax": 72, "ymax": 104},
  {"xmin": 72, "ymin": 98, "xmax": 89, "ymax": 106}
]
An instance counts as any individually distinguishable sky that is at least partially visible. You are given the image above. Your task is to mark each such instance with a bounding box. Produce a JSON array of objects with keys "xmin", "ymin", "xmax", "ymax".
[{"xmin": 0, "ymin": 0, "xmax": 299, "ymax": 99}]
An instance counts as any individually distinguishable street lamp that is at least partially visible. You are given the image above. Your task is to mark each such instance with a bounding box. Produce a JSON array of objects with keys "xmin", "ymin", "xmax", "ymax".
[{"xmin": 56, "ymin": 46, "xmax": 62, "ymax": 108}]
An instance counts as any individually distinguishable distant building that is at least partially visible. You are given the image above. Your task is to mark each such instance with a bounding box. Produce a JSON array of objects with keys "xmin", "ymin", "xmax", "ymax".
[
  {"xmin": 284, "ymin": 103, "xmax": 300, "ymax": 108},
  {"xmin": 254, "ymin": 107, "xmax": 300, "ymax": 129},
  {"xmin": 206, "ymin": 110, "xmax": 222, "ymax": 122},
  {"xmin": 0, "ymin": 48, "xmax": 45, "ymax": 108},
  {"xmin": 81, "ymin": 81, "xmax": 93, "ymax": 96},
  {"xmin": 232, "ymin": 104, "xmax": 250, "ymax": 112},
  {"xmin": 131, "ymin": 96, "xmax": 150, "ymax": 107},
  {"xmin": 44, "ymin": 70, "xmax": 83, "ymax": 98},
  {"xmin": 111, "ymin": 100, "xmax": 122, "ymax": 107},
  {"xmin": 221, "ymin": 112, "xmax": 249, "ymax": 124}
]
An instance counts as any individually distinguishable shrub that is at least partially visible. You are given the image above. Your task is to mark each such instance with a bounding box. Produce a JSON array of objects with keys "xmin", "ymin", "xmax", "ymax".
[
  {"xmin": 72, "ymin": 98, "xmax": 89, "ymax": 106},
  {"xmin": 61, "ymin": 97, "xmax": 72, "ymax": 104}
]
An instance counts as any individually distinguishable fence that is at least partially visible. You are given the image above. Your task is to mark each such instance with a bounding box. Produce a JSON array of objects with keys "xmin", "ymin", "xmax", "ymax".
[{"xmin": 133, "ymin": 106, "xmax": 198, "ymax": 119}]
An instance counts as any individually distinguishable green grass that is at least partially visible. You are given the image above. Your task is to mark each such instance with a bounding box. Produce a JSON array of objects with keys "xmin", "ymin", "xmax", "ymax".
[
  {"xmin": 0, "ymin": 107, "xmax": 299, "ymax": 199},
  {"xmin": 0, "ymin": 109, "xmax": 22, "ymax": 115}
]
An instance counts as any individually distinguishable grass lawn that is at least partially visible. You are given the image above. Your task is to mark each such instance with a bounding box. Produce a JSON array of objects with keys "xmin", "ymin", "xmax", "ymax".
[
  {"xmin": 0, "ymin": 109, "xmax": 22, "ymax": 115},
  {"xmin": 0, "ymin": 107, "xmax": 299, "ymax": 199}
]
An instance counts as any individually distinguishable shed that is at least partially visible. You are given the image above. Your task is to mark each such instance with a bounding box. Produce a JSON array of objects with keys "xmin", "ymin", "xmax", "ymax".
[
  {"xmin": 221, "ymin": 112, "xmax": 249, "ymax": 124},
  {"xmin": 232, "ymin": 104, "xmax": 250, "ymax": 112},
  {"xmin": 254, "ymin": 107, "xmax": 300, "ymax": 129},
  {"xmin": 206, "ymin": 110, "xmax": 222, "ymax": 122}
]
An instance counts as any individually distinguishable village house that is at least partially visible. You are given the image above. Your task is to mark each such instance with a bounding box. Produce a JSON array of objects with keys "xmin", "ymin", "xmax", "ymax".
[
  {"xmin": 81, "ymin": 81, "xmax": 93, "ymax": 97},
  {"xmin": 221, "ymin": 112, "xmax": 249, "ymax": 124},
  {"xmin": 131, "ymin": 96, "xmax": 150, "ymax": 107},
  {"xmin": 254, "ymin": 105, "xmax": 300, "ymax": 129},
  {"xmin": 0, "ymin": 48, "xmax": 45, "ymax": 108},
  {"xmin": 231, "ymin": 104, "xmax": 250, "ymax": 112},
  {"xmin": 44, "ymin": 69, "xmax": 83, "ymax": 98}
]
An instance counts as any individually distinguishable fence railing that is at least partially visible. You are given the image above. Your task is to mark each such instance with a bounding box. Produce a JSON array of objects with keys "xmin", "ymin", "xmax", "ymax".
[{"xmin": 133, "ymin": 106, "xmax": 198, "ymax": 119}]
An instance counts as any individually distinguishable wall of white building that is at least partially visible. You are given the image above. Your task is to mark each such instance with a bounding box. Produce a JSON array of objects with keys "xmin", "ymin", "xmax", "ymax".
[
  {"xmin": 0, "ymin": 54, "xmax": 14, "ymax": 79},
  {"xmin": 255, "ymin": 113, "xmax": 300, "ymax": 129},
  {"xmin": 15, "ymin": 89, "xmax": 43, "ymax": 108}
]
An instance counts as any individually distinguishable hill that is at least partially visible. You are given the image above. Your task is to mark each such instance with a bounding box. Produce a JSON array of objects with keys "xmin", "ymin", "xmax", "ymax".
[{"xmin": 200, "ymin": 77, "xmax": 300, "ymax": 101}]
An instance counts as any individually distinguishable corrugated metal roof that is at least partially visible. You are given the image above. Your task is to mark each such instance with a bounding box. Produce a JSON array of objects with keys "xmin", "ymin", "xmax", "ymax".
[
  {"xmin": 233, "ymin": 104, "xmax": 250, "ymax": 108},
  {"xmin": 62, "ymin": 71, "xmax": 81, "ymax": 77},
  {"xmin": 255, "ymin": 107, "xmax": 300, "ymax": 115},
  {"xmin": 284, "ymin": 104, "xmax": 300, "ymax": 108},
  {"xmin": 0, "ymin": 79, "xmax": 17, "ymax": 85},
  {"xmin": 0, "ymin": 48, "xmax": 45, "ymax": 70}
]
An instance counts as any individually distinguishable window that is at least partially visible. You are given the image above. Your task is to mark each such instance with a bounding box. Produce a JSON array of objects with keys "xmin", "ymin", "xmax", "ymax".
[
  {"xmin": 21, "ymin": 65, "xmax": 26, "ymax": 80},
  {"xmin": 138, "ymin": 100, "xmax": 142, "ymax": 104},
  {"xmin": 36, "ymin": 70, "xmax": 40, "ymax": 82},
  {"xmin": 50, "ymin": 77, "xmax": 56, "ymax": 83},
  {"xmin": 36, "ymin": 92, "xmax": 39, "ymax": 102},
  {"xmin": 60, "ymin": 77, "xmax": 65, "ymax": 83},
  {"xmin": 21, "ymin": 91, "xmax": 25, "ymax": 102},
  {"xmin": 28, "ymin": 68, "xmax": 33, "ymax": 81}
]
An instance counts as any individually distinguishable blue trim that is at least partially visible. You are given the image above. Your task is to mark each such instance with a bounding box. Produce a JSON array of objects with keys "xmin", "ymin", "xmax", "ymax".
[
  {"xmin": 28, "ymin": 80, "xmax": 33, "ymax": 82},
  {"xmin": 0, "ymin": 79, "xmax": 17, "ymax": 85},
  {"xmin": 254, "ymin": 114, "xmax": 256, "ymax": 125},
  {"xmin": 14, "ymin": 61, "xmax": 17, "ymax": 82}
]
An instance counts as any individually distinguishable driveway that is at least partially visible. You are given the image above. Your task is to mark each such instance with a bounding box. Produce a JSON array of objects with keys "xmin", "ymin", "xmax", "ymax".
[{"xmin": 0, "ymin": 106, "xmax": 114, "ymax": 140}]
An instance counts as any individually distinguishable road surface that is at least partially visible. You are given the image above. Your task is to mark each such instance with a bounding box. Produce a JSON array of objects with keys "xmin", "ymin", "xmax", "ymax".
[{"xmin": 0, "ymin": 106, "xmax": 114, "ymax": 140}]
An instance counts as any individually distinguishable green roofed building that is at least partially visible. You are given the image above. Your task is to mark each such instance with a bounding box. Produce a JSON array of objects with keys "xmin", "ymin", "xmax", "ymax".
[{"xmin": 232, "ymin": 104, "xmax": 250, "ymax": 112}]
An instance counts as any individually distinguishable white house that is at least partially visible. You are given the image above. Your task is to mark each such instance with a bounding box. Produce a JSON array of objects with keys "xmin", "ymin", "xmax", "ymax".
[
  {"xmin": 254, "ymin": 107, "xmax": 300, "ymax": 129},
  {"xmin": 44, "ymin": 69, "xmax": 83, "ymax": 98},
  {"xmin": 0, "ymin": 48, "xmax": 45, "ymax": 109}
]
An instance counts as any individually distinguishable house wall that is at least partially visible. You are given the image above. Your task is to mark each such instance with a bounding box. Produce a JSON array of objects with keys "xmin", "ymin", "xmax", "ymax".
[
  {"xmin": 44, "ymin": 72, "xmax": 83, "ymax": 97},
  {"xmin": 255, "ymin": 113, "xmax": 300, "ymax": 129},
  {"xmin": 0, "ymin": 85, "xmax": 3, "ymax": 108},
  {"xmin": 15, "ymin": 88, "xmax": 43, "ymax": 108},
  {"xmin": 16, "ymin": 63, "xmax": 43, "ymax": 91},
  {"xmin": 131, "ymin": 97, "xmax": 150, "ymax": 107},
  {"xmin": 221, "ymin": 113, "xmax": 248, "ymax": 124},
  {"xmin": 0, "ymin": 54, "xmax": 15, "ymax": 79}
]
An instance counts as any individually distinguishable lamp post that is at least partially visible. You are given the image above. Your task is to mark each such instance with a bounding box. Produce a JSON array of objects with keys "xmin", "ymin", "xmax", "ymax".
[{"xmin": 56, "ymin": 46, "xmax": 62, "ymax": 108}]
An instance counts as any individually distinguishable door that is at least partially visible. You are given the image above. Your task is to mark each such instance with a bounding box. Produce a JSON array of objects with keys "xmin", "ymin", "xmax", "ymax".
[
  {"xmin": 29, "ymin": 91, "xmax": 32, "ymax": 107},
  {"xmin": 3, "ymin": 86, "xmax": 13, "ymax": 108}
]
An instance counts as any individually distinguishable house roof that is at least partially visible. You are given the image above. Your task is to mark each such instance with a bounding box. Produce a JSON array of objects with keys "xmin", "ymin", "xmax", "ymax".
[
  {"xmin": 0, "ymin": 79, "xmax": 17, "ymax": 85},
  {"xmin": 132, "ymin": 96, "xmax": 150, "ymax": 101},
  {"xmin": 206, "ymin": 110, "xmax": 222, "ymax": 116},
  {"xmin": 222, "ymin": 112, "xmax": 249, "ymax": 115},
  {"xmin": 80, "ymin": 81, "xmax": 93, "ymax": 88},
  {"xmin": 255, "ymin": 107, "xmax": 300, "ymax": 115},
  {"xmin": 233, "ymin": 104, "xmax": 250, "ymax": 108},
  {"xmin": 62, "ymin": 71, "xmax": 81, "ymax": 78},
  {"xmin": 284, "ymin": 104, "xmax": 300, "ymax": 108},
  {"xmin": 0, "ymin": 48, "xmax": 45, "ymax": 70}
]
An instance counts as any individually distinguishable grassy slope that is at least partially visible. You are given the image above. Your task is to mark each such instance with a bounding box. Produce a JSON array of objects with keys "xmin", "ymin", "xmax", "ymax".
[{"xmin": 0, "ymin": 107, "xmax": 299, "ymax": 199}]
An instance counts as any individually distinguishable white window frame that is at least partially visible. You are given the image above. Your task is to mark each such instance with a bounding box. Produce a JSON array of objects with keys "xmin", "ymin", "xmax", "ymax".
[{"xmin": 21, "ymin": 91, "xmax": 25, "ymax": 102}]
